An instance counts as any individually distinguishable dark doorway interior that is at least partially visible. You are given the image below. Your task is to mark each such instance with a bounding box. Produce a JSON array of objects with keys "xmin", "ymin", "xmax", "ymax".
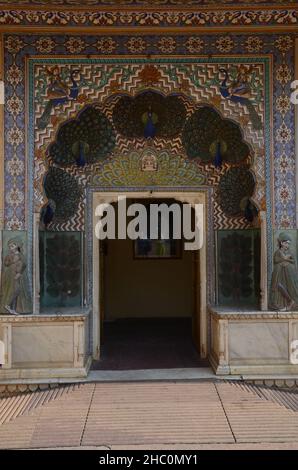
[
  {"xmin": 92, "ymin": 198, "xmax": 207, "ymax": 371},
  {"xmin": 91, "ymin": 318, "xmax": 208, "ymax": 370}
]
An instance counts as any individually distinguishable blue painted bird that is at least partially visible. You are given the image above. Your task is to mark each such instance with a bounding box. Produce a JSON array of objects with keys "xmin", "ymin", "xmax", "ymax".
[
  {"xmin": 240, "ymin": 197, "xmax": 259, "ymax": 223},
  {"xmin": 142, "ymin": 107, "xmax": 158, "ymax": 139},
  {"xmin": 214, "ymin": 141, "xmax": 223, "ymax": 169},
  {"xmin": 41, "ymin": 199, "xmax": 56, "ymax": 229},
  {"xmin": 76, "ymin": 141, "xmax": 86, "ymax": 167},
  {"xmin": 37, "ymin": 69, "xmax": 80, "ymax": 130},
  {"xmin": 219, "ymin": 68, "xmax": 262, "ymax": 131}
]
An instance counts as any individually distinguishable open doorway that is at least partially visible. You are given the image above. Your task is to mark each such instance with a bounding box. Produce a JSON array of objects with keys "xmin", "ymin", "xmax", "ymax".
[{"xmin": 92, "ymin": 198, "xmax": 207, "ymax": 370}]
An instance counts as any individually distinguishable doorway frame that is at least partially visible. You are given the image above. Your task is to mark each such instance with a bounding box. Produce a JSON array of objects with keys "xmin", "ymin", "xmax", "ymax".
[{"xmin": 91, "ymin": 190, "xmax": 209, "ymax": 360}]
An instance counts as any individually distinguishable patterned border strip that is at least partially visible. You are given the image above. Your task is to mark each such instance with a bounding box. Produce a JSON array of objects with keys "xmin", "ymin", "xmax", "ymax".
[
  {"xmin": 1, "ymin": 9, "xmax": 298, "ymax": 29},
  {"xmin": 1, "ymin": 0, "xmax": 297, "ymax": 6}
]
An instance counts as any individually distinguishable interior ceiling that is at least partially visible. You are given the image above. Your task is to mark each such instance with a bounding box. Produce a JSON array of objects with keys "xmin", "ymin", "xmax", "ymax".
[{"xmin": 0, "ymin": 0, "xmax": 295, "ymax": 6}]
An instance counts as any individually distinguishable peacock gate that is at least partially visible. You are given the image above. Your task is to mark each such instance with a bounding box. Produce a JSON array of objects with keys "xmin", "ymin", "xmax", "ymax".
[{"xmin": 0, "ymin": 0, "xmax": 298, "ymax": 382}]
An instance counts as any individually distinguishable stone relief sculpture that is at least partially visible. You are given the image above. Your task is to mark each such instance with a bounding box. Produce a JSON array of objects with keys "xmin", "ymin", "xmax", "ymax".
[
  {"xmin": 0, "ymin": 237, "xmax": 31, "ymax": 315},
  {"xmin": 269, "ymin": 232, "xmax": 298, "ymax": 311}
]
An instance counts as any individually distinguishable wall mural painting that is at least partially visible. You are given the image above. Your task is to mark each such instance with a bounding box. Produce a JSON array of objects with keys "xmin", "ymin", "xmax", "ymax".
[
  {"xmin": 3, "ymin": 34, "xmax": 295, "ymax": 307},
  {"xmin": 4, "ymin": 34, "xmax": 294, "ymax": 235},
  {"xmin": 219, "ymin": 66, "xmax": 262, "ymax": 131},
  {"xmin": 29, "ymin": 59, "xmax": 266, "ymax": 234},
  {"xmin": 0, "ymin": 232, "xmax": 32, "ymax": 315},
  {"xmin": 36, "ymin": 67, "xmax": 81, "ymax": 131}
]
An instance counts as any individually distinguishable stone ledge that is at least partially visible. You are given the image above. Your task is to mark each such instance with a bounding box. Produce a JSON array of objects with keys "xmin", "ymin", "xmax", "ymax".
[
  {"xmin": 0, "ymin": 313, "xmax": 89, "ymax": 323},
  {"xmin": 1, "ymin": 376, "xmax": 298, "ymax": 398},
  {"xmin": 209, "ymin": 306, "xmax": 298, "ymax": 320}
]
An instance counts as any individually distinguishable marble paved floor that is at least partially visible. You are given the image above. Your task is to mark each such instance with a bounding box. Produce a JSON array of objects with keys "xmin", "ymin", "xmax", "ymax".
[{"xmin": 0, "ymin": 381, "xmax": 298, "ymax": 449}]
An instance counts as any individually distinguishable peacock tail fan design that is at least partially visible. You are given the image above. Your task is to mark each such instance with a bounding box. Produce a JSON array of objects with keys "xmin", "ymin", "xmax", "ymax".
[
  {"xmin": 182, "ymin": 106, "xmax": 250, "ymax": 164},
  {"xmin": 112, "ymin": 91, "xmax": 187, "ymax": 139},
  {"xmin": 218, "ymin": 167, "xmax": 256, "ymax": 217},
  {"xmin": 44, "ymin": 167, "xmax": 83, "ymax": 221},
  {"xmin": 48, "ymin": 105, "xmax": 116, "ymax": 166}
]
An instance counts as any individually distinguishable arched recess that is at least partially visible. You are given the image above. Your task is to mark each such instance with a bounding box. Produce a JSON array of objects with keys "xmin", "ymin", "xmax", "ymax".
[{"xmin": 92, "ymin": 190, "xmax": 208, "ymax": 360}]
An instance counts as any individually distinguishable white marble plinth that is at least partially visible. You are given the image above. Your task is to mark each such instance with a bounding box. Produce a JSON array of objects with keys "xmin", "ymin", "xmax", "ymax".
[
  {"xmin": 0, "ymin": 313, "xmax": 90, "ymax": 381},
  {"xmin": 209, "ymin": 307, "xmax": 298, "ymax": 376}
]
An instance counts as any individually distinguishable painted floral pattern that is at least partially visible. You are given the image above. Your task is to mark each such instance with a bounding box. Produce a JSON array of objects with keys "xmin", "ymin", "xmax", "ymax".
[
  {"xmin": 125, "ymin": 37, "xmax": 148, "ymax": 53},
  {"xmin": 95, "ymin": 37, "xmax": 116, "ymax": 53},
  {"xmin": 35, "ymin": 37, "xmax": 55, "ymax": 53}
]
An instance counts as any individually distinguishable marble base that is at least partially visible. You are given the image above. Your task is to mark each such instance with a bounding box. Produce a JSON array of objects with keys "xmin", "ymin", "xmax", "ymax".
[
  {"xmin": 0, "ymin": 313, "xmax": 90, "ymax": 381},
  {"xmin": 209, "ymin": 307, "xmax": 298, "ymax": 376}
]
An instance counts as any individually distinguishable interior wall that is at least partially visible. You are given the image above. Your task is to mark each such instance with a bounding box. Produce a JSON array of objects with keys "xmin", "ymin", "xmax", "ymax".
[{"xmin": 104, "ymin": 236, "xmax": 194, "ymax": 320}]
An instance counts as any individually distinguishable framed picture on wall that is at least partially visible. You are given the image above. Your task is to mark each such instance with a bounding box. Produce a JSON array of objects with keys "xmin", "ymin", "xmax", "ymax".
[
  {"xmin": 134, "ymin": 238, "xmax": 182, "ymax": 259},
  {"xmin": 132, "ymin": 198, "xmax": 182, "ymax": 259}
]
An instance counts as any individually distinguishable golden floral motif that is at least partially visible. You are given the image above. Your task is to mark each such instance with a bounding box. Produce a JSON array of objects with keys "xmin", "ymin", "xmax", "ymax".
[
  {"xmin": 7, "ymin": 158, "xmax": 24, "ymax": 177},
  {"xmin": 185, "ymin": 37, "xmax": 204, "ymax": 53},
  {"xmin": 7, "ymin": 94, "xmax": 24, "ymax": 116},
  {"xmin": 275, "ymin": 36, "xmax": 294, "ymax": 53},
  {"xmin": 7, "ymin": 65, "xmax": 23, "ymax": 86},
  {"xmin": 279, "ymin": 153, "xmax": 294, "ymax": 175},
  {"xmin": 7, "ymin": 188, "xmax": 24, "ymax": 207},
  {"xmin": 35, "ymin": 37, "xmax": 55, "ymax": 53},
  {"xmin": 278, "ymin": 184, "xmax": 293, "ymax": 205},
  {"xmin": 65, "ymin": 37, "xmax": 85, "ymax": 54},
  {"xmin": 0, "ymin": 8, "xmax": 298, "ymax": 28},
  {"xmin": 6, "ymin": 217, "xmax": 23, "ymax": 231},
  {"xmin": 5, "ymin": 36, "xmax": 24, "ymax": 54},
  {"xmin": 138, "ymin": 65, "xmax": 162, "ymax": 85},
  {"xmin": 7, "ymin": 126, "xmax": 24, "ymax": 146},
  {"xmin": 126, "ymin": 37, "xmax": 148, "ymax": 53},
  {"xmin": 245, "ymin": 36, "xmax": 263, "ymax": 52},
  {"xmin": 157, "ymin": 37, "xmax": 177, "ymax": 53},
  {"xmin": 276, "ymin": 64, "xmax": 292, "ymax": 85},
  {"xmin": 216, "ymin": 36, "xmax": 235, "ymax": 53},
  {"xmin": 72, "ymin": 13, "xmax": 88, "ymax": 25},
  {"xmin": 95, "ymin": 37, "xmax": 116, "ymax": 54},
  {"xmin": 276, "ymin": 123, "xmax": 292, "ymax": 144},
  {"xmin": 276, "ymin": 94, "xmax": 291, "ymax": 115}
]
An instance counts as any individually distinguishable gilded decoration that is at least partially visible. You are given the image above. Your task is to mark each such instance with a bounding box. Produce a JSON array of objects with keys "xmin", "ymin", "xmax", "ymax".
[
  {"xmin": 0, "ymin": 5, "xmax": 298, "ymax": 31},
  {"xmin": 28, "ymin": 59, "xmax": 264, "ymax": 232},
  {"xmin": 91, "ymin": 147, "xmax": 207, "ymax": 187}
]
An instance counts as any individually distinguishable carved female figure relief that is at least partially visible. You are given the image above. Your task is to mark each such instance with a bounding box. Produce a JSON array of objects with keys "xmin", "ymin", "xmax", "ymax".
[
  {"xmin": 269, "ymin": 232, "xmax": 298, "ymax": 311},
  {"xmin": 0, "ymin": 237, "xmax": 31, "ymax": 315}
]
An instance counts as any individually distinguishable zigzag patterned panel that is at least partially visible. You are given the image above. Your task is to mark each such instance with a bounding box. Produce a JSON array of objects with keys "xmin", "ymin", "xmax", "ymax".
[{"xmin": 33, "ymin": 60, "xmax": 265, "ymax": 231}]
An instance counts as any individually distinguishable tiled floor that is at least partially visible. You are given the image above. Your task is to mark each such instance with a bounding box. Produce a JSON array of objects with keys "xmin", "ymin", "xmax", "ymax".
[{"xmin": 1, "ymin": 381, "xmax": 298, "ymax": 449}]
